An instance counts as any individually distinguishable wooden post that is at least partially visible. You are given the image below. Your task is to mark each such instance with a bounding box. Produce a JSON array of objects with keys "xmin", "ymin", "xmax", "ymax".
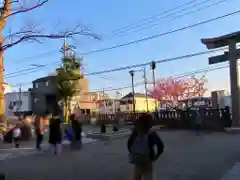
[{"xmin": 229, "ymin": 40, "xmax": 240, "ymax": 126}]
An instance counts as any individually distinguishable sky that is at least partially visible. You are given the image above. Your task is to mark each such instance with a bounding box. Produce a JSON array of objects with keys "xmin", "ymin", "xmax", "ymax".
[{"xmin": 2, "ymin": 0, "xmax": 240, "ymax": 97}]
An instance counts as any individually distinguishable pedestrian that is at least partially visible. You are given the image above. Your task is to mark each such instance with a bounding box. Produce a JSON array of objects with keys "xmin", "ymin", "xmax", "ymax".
[
  {"xmin": 127, "ymin": 113, "xmax": 164, "ymax": 180},
  {"xmin": 73, "ymin": 109, "xmax": 85, "ymax": 148},
  {"xmin": 12, "ymin": 123, "xmax": 21, "ymax": 148},
  {"xmin": 223, "ymin": 106, "xmax": 231, "ymax": 127},
  {"xmin": 48, "ymin": 111, "xmax": 62, "ymax": 155},
  {"xmin": 195, "ymin": 108, "xmax": 202, "ymax": 136},
  {"xmin": 34, "ymin": 114, "xmax": 44, "ymax": 151}
]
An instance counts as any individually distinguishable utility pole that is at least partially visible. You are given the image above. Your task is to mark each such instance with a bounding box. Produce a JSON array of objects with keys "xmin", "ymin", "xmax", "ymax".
[
  {"xmin": 129, "ymin": 70, "xmax": 136, "ymax": 119},
  {"xmin": 151, "ymin": 61, "xmax": 158, "ymax": 111},
  {"xmin": 60, "ymin": 37, "xmax": 76, "ymax": 59},
  {"xmin": 19, "ymin": 84, "xmax": 22, "ymax": 113},
  {"xmin": 143, "ymin": 68, "xmax": 149, "ymax": 112},
  {"xmin": 102, "ymin": 88, "xmax": 107, "ymax": 114}
]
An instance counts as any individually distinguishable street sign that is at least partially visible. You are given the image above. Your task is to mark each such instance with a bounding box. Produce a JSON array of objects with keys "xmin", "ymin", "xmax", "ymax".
[{"xmin": 209, "ymin": 49, "xmax": 240, "ymax": 65}]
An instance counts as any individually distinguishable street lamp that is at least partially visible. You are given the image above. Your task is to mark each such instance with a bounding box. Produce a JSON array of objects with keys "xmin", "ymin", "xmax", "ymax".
[
  {"xmin": 129, "ymin": 70, "xmax": 136, "ymax": 119},
  {"xmin": 151, "ymin": 61, "xmax": 158, "ymax": 111}
]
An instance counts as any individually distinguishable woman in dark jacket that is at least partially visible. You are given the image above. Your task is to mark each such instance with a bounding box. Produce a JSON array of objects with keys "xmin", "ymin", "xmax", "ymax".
[{"xmin": 49, "ymin": 112, "xmax": 62, "ymax": 155}]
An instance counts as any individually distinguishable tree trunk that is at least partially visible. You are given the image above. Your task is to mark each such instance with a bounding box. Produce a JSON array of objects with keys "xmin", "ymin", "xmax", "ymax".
[
  {"xmin": 64, "ymin": 99, "xmax": 68, "ymax": 122},
  {"xmin": 0, "ymin": 50, "xmax": 5, "ymax": 133},
  {"xmin": 0, "ymin": 0, "xmax": 12, "ymax": 133}
]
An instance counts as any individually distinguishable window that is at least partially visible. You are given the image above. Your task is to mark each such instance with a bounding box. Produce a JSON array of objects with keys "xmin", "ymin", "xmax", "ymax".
[
  {"xmin": 34, "ymin": 98, "xmax": 38, "ymax": 103},
  {"xmin": 35, "ymin": 83, "xmax": 39, "ymax": 88},
  {"xmin": 44, "ymin": 81, "xmax": 49, "ymax": 86}
]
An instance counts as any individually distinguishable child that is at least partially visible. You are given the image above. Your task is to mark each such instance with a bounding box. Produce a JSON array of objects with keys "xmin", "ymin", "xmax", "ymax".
[
  {"xmin": 127, "ymin": 113, "xmax": 164, "ymax": 180},
  {"xmin": 12, "ymin": 124, "xmax": 21, "ymax": 148},
  {"xmin": 48, "ymin": 112, "xmax": 62, "ymax": 155}
]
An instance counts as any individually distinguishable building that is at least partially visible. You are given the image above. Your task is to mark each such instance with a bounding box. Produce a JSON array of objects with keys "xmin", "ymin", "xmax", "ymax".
[
  {"xmin": 4, "ymin": 91, "xmax": 32, "ymax": 116},
  {"xmin": 98, "ymin": 98, "xmax": 121, "ymax": 115},
  {"xmin": 120, "ymin": 92, "xmax": 158, "ymax": 112},
  {"xmin": 31, "ymin": 75, "xmax": 104, "ymax": 114}
]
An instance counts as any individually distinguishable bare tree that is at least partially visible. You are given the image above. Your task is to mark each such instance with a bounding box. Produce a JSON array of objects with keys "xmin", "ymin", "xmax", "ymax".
[{"xmin": 0, "ymin": 0, "xmax": 99, "ymax": 131}]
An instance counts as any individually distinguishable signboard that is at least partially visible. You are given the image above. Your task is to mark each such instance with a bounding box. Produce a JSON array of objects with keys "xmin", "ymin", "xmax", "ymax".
[{"xmin": 209, "ymin": 49, "xmax": 240, "ymax": 65}]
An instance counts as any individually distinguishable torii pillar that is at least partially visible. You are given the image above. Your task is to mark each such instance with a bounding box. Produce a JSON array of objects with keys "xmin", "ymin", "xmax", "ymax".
[{"xmin": 201, "ymin": 31, "xmax": 240, "ymax": 128}]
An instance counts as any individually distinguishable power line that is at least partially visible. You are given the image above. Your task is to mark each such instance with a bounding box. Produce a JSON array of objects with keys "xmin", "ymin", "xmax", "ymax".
[
  {"xmin": 3, "ymin": 47, "xmax": 227, "ymax": 79},
  {"xmin": 4, "ymin": 9, "xmax": 239, "ymax": 78},
  {"xmin": 4, "ymin": 61, "xmax": 59, "ymax": 77},
  {"xmin": 5, "ymin": 62, "xmax": 60, "ymax": 79},
  {"xmin": 3, "ymin": 0, "xmax": 231, "ymax": 73},
  {"xmin": 12, "ymin": 49, "xmax": 58, "ymax": 63},
  {"xmin": 100, "ymin": 62, "xmax": 231, "ymax": 92},
  {"xmin": 105, "ymin": 0, "xmax": 201, "ymax": 36},
  {"xmin": 82, "ymin": 9, "xmax": 240, "ymax": 55},
  {"xmin": 9, "ymin": 61, "xmax": 231, "ymax": 93},
  {"xmin": 106, "ymin": 0, "xmax": 232, "ymax": 39},
  {"xmin": 85, "ymin": 48, "xmax": 227, "ymax": 76}
]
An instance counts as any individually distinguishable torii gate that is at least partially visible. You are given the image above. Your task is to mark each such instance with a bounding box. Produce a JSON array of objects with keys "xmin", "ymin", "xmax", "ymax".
[{"xmin": 201, "ymin": 31, "xmax": 240, "ymax": 127}]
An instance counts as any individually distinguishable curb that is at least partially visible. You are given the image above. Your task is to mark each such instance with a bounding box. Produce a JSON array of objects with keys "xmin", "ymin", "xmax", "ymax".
[
  {"xmin": 220, "ymin": 163, "xmax": 240, "ymax": 180},
  {"xmin": 224, "ymin": 127, "xmax": 240, "ymax": 134}
]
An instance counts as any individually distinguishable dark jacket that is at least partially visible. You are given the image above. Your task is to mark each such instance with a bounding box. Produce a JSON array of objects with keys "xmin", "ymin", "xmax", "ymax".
[
  {"xmin": 127, "ymin": 130, "xmax": 164, "ymax": 161},
  {"xmin": 71, "ymin": 118, "xmax": 82, "ymax": 141},
  {"xmin": 49, "ymin": 116, "xmax": 62, "ymax": 144}
]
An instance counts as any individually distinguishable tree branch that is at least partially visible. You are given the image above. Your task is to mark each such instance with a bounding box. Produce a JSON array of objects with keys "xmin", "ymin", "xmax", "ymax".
[
  {"xmin": 2, "ymin": 25, "xmax": 100, "ymax": 50},
  {"xmin": 5, "ymin": 0, "xmax": 48, "ymax": 18}
]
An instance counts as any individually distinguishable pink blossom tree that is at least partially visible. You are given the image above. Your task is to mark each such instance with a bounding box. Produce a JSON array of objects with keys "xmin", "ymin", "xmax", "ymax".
[{"xmin": 150, "ymin": 76, "xmax": 207, "ymax": 108}]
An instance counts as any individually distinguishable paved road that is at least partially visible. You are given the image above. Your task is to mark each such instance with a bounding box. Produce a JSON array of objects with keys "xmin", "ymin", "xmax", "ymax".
[
  {"xmin": 1, "ymin": 131, "xmax": 240, "ymax": 180},
  {"xmin": 0, "ymin": 137, "xmax": 96, "ymax": 160},
  {"xmin": 0, "ymin": 125, "xmax": 117, "ymax": 149}
]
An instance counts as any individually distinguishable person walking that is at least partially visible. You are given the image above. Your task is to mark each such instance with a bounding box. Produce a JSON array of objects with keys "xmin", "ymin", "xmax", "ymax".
[
  {"xmin": 48, "ymin": 111, "xmax": 62, "ymax": 155},
  {"xmin": 34, "ymin": 114, "xmax": 44, "ymax": 151},
  {"xmin": 195, "ymin": 109, "xmax": 202, "ymax": 136},
  {"xmin": 70, "ymin": 113, "xmax": 82, "ymax": 149},
  {"xmin": 12, "ymin": 123, "xmax": 21, "ymax": 148},
  {"xmin": 127, "ymin": 113, "xmax": 164, "ymax": 180}
]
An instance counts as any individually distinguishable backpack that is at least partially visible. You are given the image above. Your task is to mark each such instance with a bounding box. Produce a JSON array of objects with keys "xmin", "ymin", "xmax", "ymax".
[{"xmin": 129, "ymin": 133, "xmax": 151, "ymax": 165}]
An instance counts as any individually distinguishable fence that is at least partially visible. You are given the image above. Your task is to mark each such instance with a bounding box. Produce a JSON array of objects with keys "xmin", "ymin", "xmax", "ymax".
[{"xmin": 84, "ymin": 109, "xmax": 231, "ymax": 131}]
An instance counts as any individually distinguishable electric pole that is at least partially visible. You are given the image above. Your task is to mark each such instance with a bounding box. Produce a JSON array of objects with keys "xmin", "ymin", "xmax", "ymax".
[
  {"xmin": 129, "ymin": 70, "xmax": 136, "ymax": 116},
  {"xmin": 60, "ymin": 37, "xmax": 76, "ymax": 59},
  {"xmin": 102, "ymin": 88, "xmax": 106, "ymax": 115},
  {"xmin": 151, "ymin": 61, "xmax": 158, "ymax": 112},
  {"xmin": 143, "ymin": 68, "xmax": 149, "ymax": 112},
  {"xmin": 19, "ymin": 84, "xmax": 22, "ymax": 113}
]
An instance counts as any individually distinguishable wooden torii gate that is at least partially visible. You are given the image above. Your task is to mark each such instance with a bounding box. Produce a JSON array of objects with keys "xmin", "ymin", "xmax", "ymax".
[{"xmin": 201, "ymin": 31, "xmax": 240, "ymax": 128}]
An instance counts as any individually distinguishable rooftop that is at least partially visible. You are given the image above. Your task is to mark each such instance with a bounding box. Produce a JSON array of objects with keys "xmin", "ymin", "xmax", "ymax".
[{"xmin": 201, "ymin": 31, "xmax": 240, "ymax": 49}]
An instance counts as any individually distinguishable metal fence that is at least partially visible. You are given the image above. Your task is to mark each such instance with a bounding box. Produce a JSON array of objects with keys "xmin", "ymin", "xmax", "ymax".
[{"xmin": 85, "ymin": 109, "xmax": 231, "ymax": 131}]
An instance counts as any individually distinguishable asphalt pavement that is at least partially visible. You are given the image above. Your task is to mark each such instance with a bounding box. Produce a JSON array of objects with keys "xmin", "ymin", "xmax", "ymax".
[{"xmin": 1, "ymin": 130, "xmax": 240, "ymax": 180}]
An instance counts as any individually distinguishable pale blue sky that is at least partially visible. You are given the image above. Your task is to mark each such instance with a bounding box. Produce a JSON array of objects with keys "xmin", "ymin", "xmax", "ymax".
[{"xmin": 3, "ymin": 0, "xmax": 240, "ymax": 96}]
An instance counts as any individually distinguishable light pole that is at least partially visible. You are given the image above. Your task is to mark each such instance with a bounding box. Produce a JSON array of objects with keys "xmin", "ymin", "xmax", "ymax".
[
  {"xmin": 129, "ymin": 70, "xmax": 136, "ymax": 119},
  {"xmin": 151, "ymin": 61, "xmax": 158, "ymax": 111},
  {"xmin": 143, "ymin": 68, "xmax": 149, "ymax": 112}
]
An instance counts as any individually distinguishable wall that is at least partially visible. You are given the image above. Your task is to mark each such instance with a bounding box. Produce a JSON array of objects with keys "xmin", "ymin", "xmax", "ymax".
[
  {"xmin": 31, "ymin": 93, "xmax": 46, "ymax": 114},
  {"xmin": 135, "ymin": 97, "xmax": 156, "ymax": 112},
  {"xmin": 120, "ymin": 97, "xmax": 158, "ymax": 112}
]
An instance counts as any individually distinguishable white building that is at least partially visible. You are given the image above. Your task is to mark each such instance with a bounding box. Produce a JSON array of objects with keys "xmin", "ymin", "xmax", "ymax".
[
  {"xmin": 99, "ymin": 99, "xmax": 121, "ymax": 115},
  {"xmin": 4, "ymin": 91, "xmax": 32, "ymax": 116}
]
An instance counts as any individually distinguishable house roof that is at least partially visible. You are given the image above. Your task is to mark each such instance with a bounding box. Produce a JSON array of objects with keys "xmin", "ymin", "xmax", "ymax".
[
  {"xmin": 121, "ymin": 92, "xmax": 153, "ymax": 99},
  {"xmin": 32, "ymin": 75, "xmax": 56, "ymax": 83},
  {"xmin": 201, "ymin": 31, "xmax": 240, "ymax": 49}
]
